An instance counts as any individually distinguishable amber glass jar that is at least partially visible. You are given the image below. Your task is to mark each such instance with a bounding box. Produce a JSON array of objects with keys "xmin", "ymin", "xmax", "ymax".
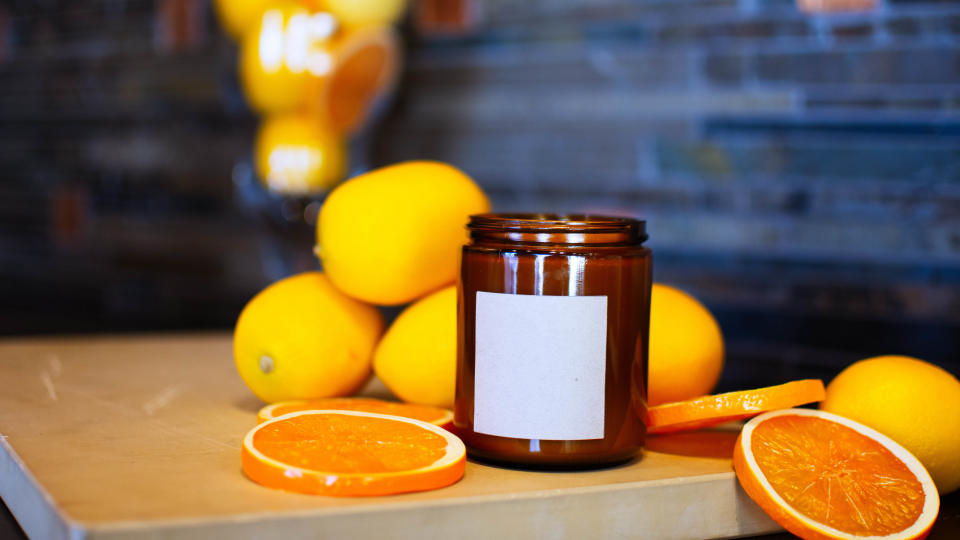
[{"xmin": 455, "ymin": 213, "xmax": 652, "ymax": 468}]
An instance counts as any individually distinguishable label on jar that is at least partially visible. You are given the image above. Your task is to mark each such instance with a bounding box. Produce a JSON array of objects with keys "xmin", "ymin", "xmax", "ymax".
[{"xmin": 473, "ymin": 291, "xmax": 607, "ymax": 441}]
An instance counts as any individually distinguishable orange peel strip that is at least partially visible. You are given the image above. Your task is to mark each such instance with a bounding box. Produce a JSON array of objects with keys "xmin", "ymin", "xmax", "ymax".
[{"xmin": 646, "ymin": 379, "xmax": 826, "ymax": 434}]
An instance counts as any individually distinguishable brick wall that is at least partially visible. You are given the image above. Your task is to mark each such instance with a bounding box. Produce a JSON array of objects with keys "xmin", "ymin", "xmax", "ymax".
[
  {"xmin": 374, "ymin": 0, "xmax": 960, "ymax": 384},
  {"xmin": 0, "ymin": 1, "xmax": 282, "ymax": 334}
]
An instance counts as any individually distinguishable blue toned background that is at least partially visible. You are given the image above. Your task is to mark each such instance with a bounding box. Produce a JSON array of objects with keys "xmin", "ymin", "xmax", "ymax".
[{"xmin": 0, "ymin": 0, "xmax": 958, "ymax": 391}]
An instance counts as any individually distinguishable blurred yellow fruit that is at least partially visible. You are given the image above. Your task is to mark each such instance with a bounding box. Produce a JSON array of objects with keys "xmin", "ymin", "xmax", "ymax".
[
  {"xmin": 821, "ymin": 355, "xmax": 960, "ymax": 494},
  {"xmin": 214, "ymin": 0, "xmax": 277, "ymax": 40},
  {"xmin": 234, "ymin": 272, "xmax": 384, "ymax": 403},
  {"xmin": 647, "ymin": 283, "xmax": 724, "ymax": 406},
  {"xmin": 374, "ymin": 285, "xmax": 456, "ymax": 408},
  {"xmin": 314, "ymin": 0, "xmax": 408, "ymax": 27},
  {"xmin": 239, "ymin": 3, "xmax": 339, "ymax": 114},
  {"xmin": 316, "ymin": 161, "xmax": 490, "ymax": 305},
  {"xmin": 305, "ymin": 26, "xmax": 400, "ymax": 135},
  {"xmin": 255, "ymin": 114, "xmax": 347, "ymax": 194}
]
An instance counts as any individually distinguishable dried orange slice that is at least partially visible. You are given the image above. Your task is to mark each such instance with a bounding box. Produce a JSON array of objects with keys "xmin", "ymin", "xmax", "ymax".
[
  {"xmin": 305, "ymin": 26, "xmax": 400, "ymax": 135},
  {"xmin": 734, "ymin": 409, "xmax": 940, "ymax": 540},
  {"xmin": 242, "ymin": 410, "xmax": 466, "ymax": 496},
  {"xmin": 256, "ymin": 397, "xmax": 453, "ymax": 428},
  {"xmin": 646, "ymin": 379, "xmax": 825, "ymax": 434}
]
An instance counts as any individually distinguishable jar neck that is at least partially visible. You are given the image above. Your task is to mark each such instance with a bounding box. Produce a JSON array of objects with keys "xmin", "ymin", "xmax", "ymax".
[{"xmin": 467, "ymin": 213, "xmax": 647, "ymax": 246}]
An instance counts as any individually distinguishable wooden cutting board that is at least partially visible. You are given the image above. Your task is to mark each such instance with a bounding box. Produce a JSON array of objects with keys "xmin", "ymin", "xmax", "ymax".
[{"xmin": 0, "ymin": 333, "xmax": 779, "ymax": 540}]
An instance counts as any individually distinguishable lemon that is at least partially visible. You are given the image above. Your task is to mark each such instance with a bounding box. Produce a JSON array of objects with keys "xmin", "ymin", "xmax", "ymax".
[
  {"xmin": 234, "ymin": 272, "xmax": 384, "ymax": 403},
  {"xmin": 239, "ymin": 3, "xmax": 338, "ymax": 114},
  {"xmin": 374, "ymin": 285, "xmax": 456, "ymax": 408},
  {"xmin": 316, "ymin": 161, "xmax": 490, "ymax": 306},
  {"xmin": 317, "ymin": 0, "xmax": 408, "ymax": 27},
  {"xmin": 254, "ymin": 114, "xmax": 347, "ymax": 194},
  {"xmin": 821, "ymin": 355, "xmax": 960, "ymax": 494},
  {"xmin": 213, "ymin": 0, "xmax": 276, "ymax": 40},
  {"xmin": 647, "ymin": 283, "xmax": 724, "ymax": 406}
]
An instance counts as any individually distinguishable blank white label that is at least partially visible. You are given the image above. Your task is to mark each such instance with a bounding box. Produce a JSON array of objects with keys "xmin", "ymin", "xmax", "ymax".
[{"xmin": 473, "ymin": 291, "xmax": 607, "ymax": 441}]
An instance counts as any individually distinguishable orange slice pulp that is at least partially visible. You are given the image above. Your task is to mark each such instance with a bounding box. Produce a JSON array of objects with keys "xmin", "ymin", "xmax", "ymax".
[
  {"xmin": 241, "ymin": 410, "xmax": 466, "ymax": 496},
  {"xmin": 645, "ymin": 379, "xmax": 826, "ymax": 434},
  {"xmin": 734, "ymin": 409, "xmax": 939, "ymax": 540},
  {"xmin": 257, "ymin": 397, "xmax": 453, "ymax": 427}
]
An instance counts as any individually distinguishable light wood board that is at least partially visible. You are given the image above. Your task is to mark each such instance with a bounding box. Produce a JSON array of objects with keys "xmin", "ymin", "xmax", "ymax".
[{"xmin": 0, "ymin": 333, "xmax": 780, "ymax": 539}]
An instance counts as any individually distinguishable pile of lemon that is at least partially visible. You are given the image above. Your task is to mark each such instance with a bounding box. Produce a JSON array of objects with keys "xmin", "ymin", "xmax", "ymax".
[
  {"xmin": 233, "ymin": 163, "xmax": 728, "ymax": 411},
  {"xmin": 215, "ymin": 0, "xmax": 405, "ymax": 194},
  {"xmin": 234, "ymin": 161, "xmax": 490, "ymax": 409},
  {"xmin": 232, "ymin": 159, "xmax": 734, "ymax": 410}
]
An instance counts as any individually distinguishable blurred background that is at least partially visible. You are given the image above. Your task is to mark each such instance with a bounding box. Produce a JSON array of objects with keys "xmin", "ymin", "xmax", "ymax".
[{"xmin": 1, "ymin": 0, "xmax": 958, "ymax": 391}]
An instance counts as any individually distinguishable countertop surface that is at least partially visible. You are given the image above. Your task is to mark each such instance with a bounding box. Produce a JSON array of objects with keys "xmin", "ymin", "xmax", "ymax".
[{"xmin": 0, "ymin": 333, "xmax": 956, "ymax": 539}]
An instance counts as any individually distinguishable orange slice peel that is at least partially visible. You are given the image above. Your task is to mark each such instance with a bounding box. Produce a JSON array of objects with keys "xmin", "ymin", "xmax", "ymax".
[
  {"xmin": 242, "ymin": 409, "xmax": 466, "ymax": 496},
  {"xmin": 734, "ymin": 408, "xmax": 939, "ymax": 540},
  {"xmin": 257, "ymin": 397, "xmax": 454, "ymax": 428},
  {"xmin": 646, "ymin": 379, "xmax": 826, "ymax": 434}
]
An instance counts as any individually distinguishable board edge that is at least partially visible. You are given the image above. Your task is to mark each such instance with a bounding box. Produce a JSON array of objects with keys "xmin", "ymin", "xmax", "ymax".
[{"xmin": 1, "ymin": 434, "xmax": 86, "ymax": 540}]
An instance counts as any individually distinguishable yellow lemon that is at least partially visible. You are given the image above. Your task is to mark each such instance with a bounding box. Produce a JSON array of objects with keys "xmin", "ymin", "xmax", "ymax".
[
  {"xmin": 255, "ymin": 114, "xmax": 347, "ymax": 194},
  {"xmin": 647, "ymin": 283, "xmax": 724, "ymax": 406},
  {"xmin": 214, "ymin": 0, "xmax": 278, "ymax": 40},
  {"xmin": 234, "ymin": 272, "xmax": 384, "ymax": 403},
  {"xmin": 314, "ymin": 0, "xmax": 408, "ymax": 27},
  {"xmin": 239, "ymin": 3, "xmax": 338, "ymax": 114},
  {"xmin": 316, "ymin": 161, "xmax": 490, "ymax": 305},
  {"xmin": 374, "ymin": 285, "xmax": 456, "ymax": 408},
  {"xmin": 821, "ymin": 355, "xmax": 960, "ymax": 494}
]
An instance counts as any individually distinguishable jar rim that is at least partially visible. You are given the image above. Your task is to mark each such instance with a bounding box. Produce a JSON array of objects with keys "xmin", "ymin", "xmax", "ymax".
[
  {"xmin": 467, "ymin": 212, "xmax": 647, "ymax": 234},
  {"xmin": 467, "ymin": 213, "xmax": 647, "ymax": 244},
  {"xmin": 469, "ymin": 213, "xmax": 644, "ymax": 231}
]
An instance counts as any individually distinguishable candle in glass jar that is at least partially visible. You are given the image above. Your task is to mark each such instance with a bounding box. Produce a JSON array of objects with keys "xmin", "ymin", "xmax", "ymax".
[{"xmin": 455, "ymin": 213, "xmax": 652, "ymax": 468}]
